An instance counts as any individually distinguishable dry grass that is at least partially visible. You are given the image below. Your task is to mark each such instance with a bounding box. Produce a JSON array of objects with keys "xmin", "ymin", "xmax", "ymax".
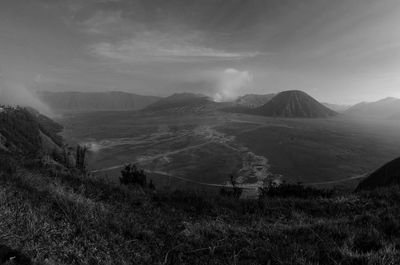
[{"xmin": 1, "ymin": 168, "xmax": 400, "ymax": 264}]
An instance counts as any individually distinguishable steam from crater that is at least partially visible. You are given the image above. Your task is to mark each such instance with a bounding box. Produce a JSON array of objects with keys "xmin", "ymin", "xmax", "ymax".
[
  {"xmin": 0, "ymin": 76, "xmax": 52, "ymax": 116},
  {"xmin": 213, "ymin": 68, "xmax": 253, "ymax": 102}
]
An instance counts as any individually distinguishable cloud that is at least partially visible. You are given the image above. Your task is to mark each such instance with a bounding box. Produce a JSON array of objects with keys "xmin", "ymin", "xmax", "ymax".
[
  {"xmin": 0, "ymin": 77, "xmax": 52, "ymax": 116},
  {"xmin": 81, "ymin": 10, "xmax": 124, "ymax": 34},
  {"xmin": 213, "ymin": 69, "xmax": 253, "ymax": 102},
  {"xmin": 89, "ymin": 31, "xmax": 259, "ymax": 62}
]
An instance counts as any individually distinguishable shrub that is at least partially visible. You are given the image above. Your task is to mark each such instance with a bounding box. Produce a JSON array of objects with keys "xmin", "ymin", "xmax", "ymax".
[
  {"xmin": 380, "ymin": 212, "xmax": 400, "ymax": 237},
  {"xmin": 0, "ymin": 153, "xmax": 17, "ymax": 175},
  {"xmin": 259, "ymin": 183, "xmax": 334, "ymax": 199},
  {"xmin": 75, "ymin": 145, "xmax": 88, "ymax": 171},
  {"xmin": 120, "ymin": 164, "xmax": 147, "ymax": 187},
  {"xmin": 219, "ymin": 174, "xmax": 243, "ymax": 199},
  {"xmin": 219, "ymin": 186, "xmax": 242, "ymax": 199},
  {"xmin": 352, "ymin": 227, "xmax": 383, "ymax": 253},
  {"xmin": 169, "ymin": 190, "xmax": 214, "ymax": 214}
]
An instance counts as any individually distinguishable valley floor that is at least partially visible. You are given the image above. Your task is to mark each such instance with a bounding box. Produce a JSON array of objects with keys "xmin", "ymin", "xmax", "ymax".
[{"xmin": 59, "ymin": 111, "xmax": 400, "ymax": 190}]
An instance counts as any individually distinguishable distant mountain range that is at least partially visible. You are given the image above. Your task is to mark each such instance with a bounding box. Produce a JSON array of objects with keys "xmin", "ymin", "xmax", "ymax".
[
  {"xmin": 322, "ymin": 103, "xmax": 351, "ymax": 112},
  {"xmin": 144, "ymin": 93, "xmax": 209, "ymax": 111},
  {"xmin": 235, "ymin": 94, "xmax": 275, "ymax": 108},
  {"xmin": 144, "ymin": 92, "xmax": 233, "ymax": 113},
  {"xmin": 248, "ymin": 90, "xmax": 337, "ymax": 118},
  {"xmin": 344, "ymin": 97, "xmax": 400, "ymax": 119},
  {"xmin": 144, "ymin": 91, "xmax": 335, "ymax": 117},
  {"xmin": 39, "ymin": 90, "xmax": 400, "ymax": 119},
  {"xmin": 37, "ymin": 91, "xmax": 161, "ymax": 112}
]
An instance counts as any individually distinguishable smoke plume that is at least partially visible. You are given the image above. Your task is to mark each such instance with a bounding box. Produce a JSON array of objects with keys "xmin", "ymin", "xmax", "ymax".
[
  {"xmin": 0, "ymin": 76, "xmax": 52, "ymax": 116},
  {"xmin": 213, "ymin": 68, "xmax": 253, "ymax": 102}
]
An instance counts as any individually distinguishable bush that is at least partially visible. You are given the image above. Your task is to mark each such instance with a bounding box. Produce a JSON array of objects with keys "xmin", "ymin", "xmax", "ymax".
[
  {"xmin": 0, "ymin": 153, "xmax": 17, "ymax": 175},
  {"xmin": 120, "ymin": 164, "xmax": 147, "ymax": 187},
  {"xmin": 219, "ymin": 174, "xmax": 243, "ymax": 199},
  {"xmin": 352, "ymin": 227, "xmax": 383, "ymax": 253},
  {"xmin": 219, "ymin": 186, "xmax": 242, "ymax": 199},
  {"xmin": 167, "ymin": 190, "xmax": 215, "ymax": 214},
  {"xmin": 380, "ymin": 212, "xmax": 400, "ymax": 237},
  {"xmin": 259, "ymin": 183, "xmax": 334, "ymax": 199}
]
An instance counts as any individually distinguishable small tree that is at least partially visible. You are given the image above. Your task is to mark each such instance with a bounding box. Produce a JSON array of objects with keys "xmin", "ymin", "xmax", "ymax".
[
  {"xmin": 220, "ymin": 174, "xmax": 242, "ymax": 199},
  {"xmin": 120, "ymin": 164, "xmax": 147, "ymax": 187},
  {"xmin": 148, "ymin": 179, "xmax": 156, "ymax": 190},
  {"xmin": 76, "ymin": 145, "xmax": 87, "ymax": 171},
  {"xmin": 0, "ymin": 154, "xmax": 17, "ymax": 175}
]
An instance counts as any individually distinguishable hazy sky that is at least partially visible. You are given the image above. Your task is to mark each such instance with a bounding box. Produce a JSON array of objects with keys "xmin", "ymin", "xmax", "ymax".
[{"xmin": 1, "ymin": 0, "xmax": 400, "ymax": 104}]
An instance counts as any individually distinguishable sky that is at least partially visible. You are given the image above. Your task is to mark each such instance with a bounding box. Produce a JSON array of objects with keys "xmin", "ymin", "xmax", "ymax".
[{"xmin": 0, "ymin": 0, "xmax": 400, "ymax": 105}]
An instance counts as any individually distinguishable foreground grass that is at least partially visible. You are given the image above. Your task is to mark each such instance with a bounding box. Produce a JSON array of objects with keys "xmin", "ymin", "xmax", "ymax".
[{"xmin": 1, "ymin": 169, "xmax": 400, "ymax": 265}]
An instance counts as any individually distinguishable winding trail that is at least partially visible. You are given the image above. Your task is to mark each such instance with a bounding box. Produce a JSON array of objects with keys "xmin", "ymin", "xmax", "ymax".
[
  {"xmin": 90, "ymin": 120, "xmax": 367, "ymax": 191},
  {"xmin": 306, "ymin": 174, "xmax": 367, "ymax": 186},
  {"xmin": 91, "ymin": 142, "xmax": 209, "ymax": 173},
  {"xmin": 146, "ymin": 169, "xmax": 260, "ymax": 190}
]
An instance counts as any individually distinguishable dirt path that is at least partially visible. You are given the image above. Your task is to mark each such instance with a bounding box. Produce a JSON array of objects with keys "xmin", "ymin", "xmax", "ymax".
[
  {"xmin": 306, "ymin": 174, "xmax": 367, "ymax": 186},
  {"xmin": 147, "ymin": 169, "xmax": 259, "ymax": 189},
  {"xmin": 91, "ymin": 142, "xmax": 210, "ymax": 173},
  {"xmin": 90, "ymin": 122, "xmax": 275, "ymax": 196}
]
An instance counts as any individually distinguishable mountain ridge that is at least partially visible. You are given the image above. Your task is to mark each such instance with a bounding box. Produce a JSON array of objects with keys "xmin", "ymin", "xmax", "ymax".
[
  {"xmin": 143, "ymin": 92, "xmax": 230, "ymax": 113},
  {"xmin": 37, "ymin": 91, "xmax": 161, "ymax": 112},
  {"xmin": 345, "ymin": 97, "xmax": 400, "ymax": 118},
  {"xmin": 235, "ymin": 93, "xmax": 275, "ymax": 108}
]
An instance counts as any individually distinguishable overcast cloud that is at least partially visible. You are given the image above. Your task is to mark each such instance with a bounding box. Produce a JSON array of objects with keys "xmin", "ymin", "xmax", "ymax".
[{"xmin": 0, "ymin": 0, "xmax": 399, "ymax": 104}]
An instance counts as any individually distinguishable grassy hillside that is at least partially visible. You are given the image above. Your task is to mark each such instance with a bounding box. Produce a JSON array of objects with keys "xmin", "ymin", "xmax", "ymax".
[
  {"xmin": 0, "ymin": 106, "xmax": 42, "ymax": 157},
  {"xmin": 1, "ymin": 166, "xmax": 400, "ymax": 264}
]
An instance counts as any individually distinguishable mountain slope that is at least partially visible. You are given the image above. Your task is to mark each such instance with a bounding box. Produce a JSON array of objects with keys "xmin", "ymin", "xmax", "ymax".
[
  {"xmin": 37, "ymin": 91, "xmax": 161, "ymax": 112},
  {"xmin": 345, "ymin": 97, "xmax": 400, "ymax": 118},
  {"xmin": 323, "ymin": 103, "xmax": 351, "ymax": 112},
  {"xmin": 144, "ymin": 92, "xmax": 225, "ymax": 112},
  {"xmin": 0, "ymin": 106, "xmax": 64, "ymax": 176},
  {"xmin": 252, "ymin": 90, "xmax": 337, "ymax": 118},
  {"xmin": 235, "ymin": 94, "xmax": 275, "ymax": 108},
  {"xmin": 356, "ymin": 157, "xmax": 400, "ymax": 191},
  {"xmin": 389, "ymin": 112, "xmax": 400, "ymax": 120},
  {"xmin": 0, "ymin": 106, "xmax": 62, "ymax": 157}
]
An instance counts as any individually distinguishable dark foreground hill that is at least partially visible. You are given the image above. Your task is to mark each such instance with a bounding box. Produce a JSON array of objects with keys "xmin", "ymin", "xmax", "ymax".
[
  {"xmin": 0, "ymin": 106, "xmax": 62, "ymax": 159},
  {"xmin": 357, "ymin": 157, "xmax": 400, "ymax": 191},
  {"xmin": 252, "ymin": 90, "xmax": 337, "ymax": 118},
  {"xmin": 1, "ymin": 106, "xmax": 400, "ymax": 264},
  {"xmin": 37, "ymin": 91, "xmax": 161, "ymax": 112}
]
